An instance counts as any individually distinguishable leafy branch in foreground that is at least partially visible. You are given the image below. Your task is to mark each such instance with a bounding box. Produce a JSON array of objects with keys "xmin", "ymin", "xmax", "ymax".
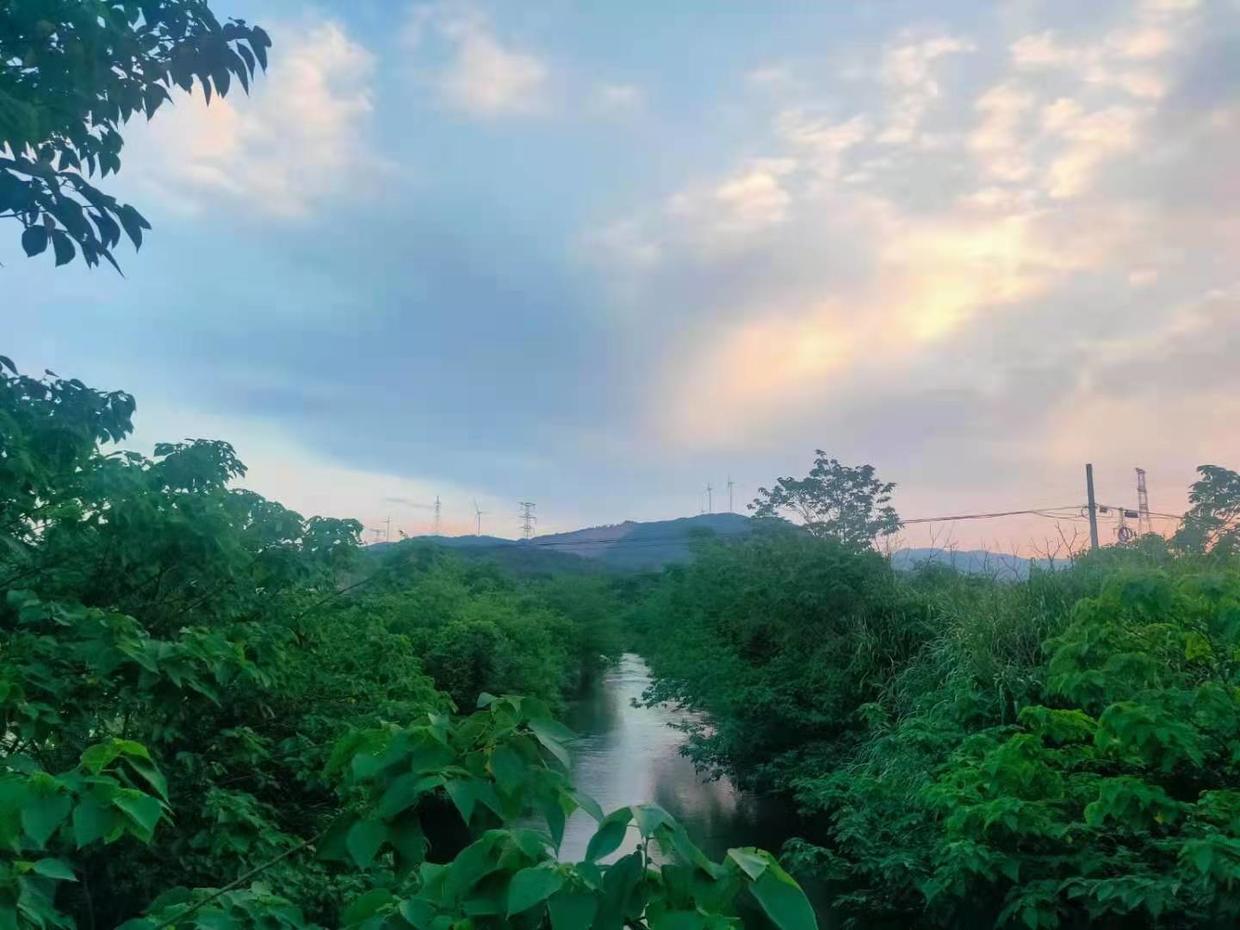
[
  {"xmin": 92, "ymin": 696, "xmax": 817, "ymax": 930},
  {"xmin": 0, "ymin": 1, "xmax": 270, "ymax": 268}
]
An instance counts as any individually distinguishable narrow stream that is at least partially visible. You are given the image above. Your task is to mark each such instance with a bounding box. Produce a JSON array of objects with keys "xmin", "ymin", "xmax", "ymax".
[{"xmin": 556, "ymin": 654, "xmax": 830, "ymax": 923}]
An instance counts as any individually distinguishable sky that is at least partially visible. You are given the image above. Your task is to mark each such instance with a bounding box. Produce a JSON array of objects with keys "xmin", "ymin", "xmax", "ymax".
[{"xmin": 7, "ymin": 0, "xmax": 1240, "ymax": 551}]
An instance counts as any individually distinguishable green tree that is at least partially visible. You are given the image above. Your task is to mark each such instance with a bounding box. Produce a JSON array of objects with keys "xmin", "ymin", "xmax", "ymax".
[
  {"xmin": 749, "ymin": 451, "xmax": 901, "ymax": 548},
  {"xmin": 0, "ymin": 0, "xmax": 269, "ymax": 268},
  {"xmin": 1175, "ymin": 465, "xmax": 1240, "ymax": 555}
]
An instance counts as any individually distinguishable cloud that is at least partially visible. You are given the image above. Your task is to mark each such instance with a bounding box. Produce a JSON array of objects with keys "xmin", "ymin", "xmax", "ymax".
[
  {"xmin": 877, "ymin": 33, "xmax": 975, "ymax": 144},
  {"xmin": 664, "ymin": 158, "xmax": 799, "ymax": 248},
  {"xmin": 129, "ymin": 20, "xmax": 377, "ymax": 218},
  {"xmin": 587, "ymin": 0, "xmax": 1232, "ymax": 457},
  {"xmin": 591, "ymin": 83, "xmax": 644, "ymax": 115},
  {"xmin": 408, "ymin": 7, "xmax": 549, "ymax": 118}
]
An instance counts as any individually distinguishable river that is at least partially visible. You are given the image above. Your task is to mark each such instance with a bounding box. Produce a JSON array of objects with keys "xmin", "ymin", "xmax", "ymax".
[{"xmin": 557, "ymin": 654, "xmax": 831, "ymax": 923}]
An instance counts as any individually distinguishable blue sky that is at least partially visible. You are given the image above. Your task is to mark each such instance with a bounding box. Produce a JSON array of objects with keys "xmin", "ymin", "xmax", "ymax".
[{"xmin": 7, "ymin": 0, "xmax": 1239, "ymax": 549}]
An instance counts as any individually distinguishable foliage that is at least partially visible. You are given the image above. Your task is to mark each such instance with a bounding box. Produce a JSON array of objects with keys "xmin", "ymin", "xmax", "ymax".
[
  {"xmin": 773, "ymin": 550, "xmax": 1240, "ymax": 929},
  {"xmin": 0, "ymin": 1, "xmax": 269, "ymax": 268},
  {"xmin": 748, "ymin": 452, "xmax": 900, "ymax": 548},
  {"xmin": 635, "ymin": 530, "xmax": 931, "ymax": 791},
  {"xmin": 2, "ymin": 358, "xmax": 813, "ymax": 929},
  {"xmin": 1175, "ymin": 465, "xmax": 1240, "ymax": 556}
]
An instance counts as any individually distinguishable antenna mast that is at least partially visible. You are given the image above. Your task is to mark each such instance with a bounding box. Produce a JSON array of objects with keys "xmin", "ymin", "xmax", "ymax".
[
  {"xmin": 1135, "ymin": 468, "xmax": 1151, "ymax": 537},
  {"xmin": 518, "ymin": 501, "xmax": 537, "ymax": 539}
]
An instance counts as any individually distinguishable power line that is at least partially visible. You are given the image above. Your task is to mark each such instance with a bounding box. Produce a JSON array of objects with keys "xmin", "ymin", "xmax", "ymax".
[{"xmin": 900, "ymin": 505, "xmax": 1086, "ymax": 526}]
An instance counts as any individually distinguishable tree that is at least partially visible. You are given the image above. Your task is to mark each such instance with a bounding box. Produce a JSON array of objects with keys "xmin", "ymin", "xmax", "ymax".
[
  {"xmin": 749, "ymin": 450, "xmax": 901, "ymax": 548},
  {"xmin": 0, "ymin": 0, "xmax": 270, "ymax": 269},
  {"xmin": 1174, "ymin": 465, "xmax": 1240, "ymax": 555}
]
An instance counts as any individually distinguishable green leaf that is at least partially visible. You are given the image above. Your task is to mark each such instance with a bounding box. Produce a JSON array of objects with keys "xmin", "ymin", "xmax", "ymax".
[
  {"xmin": 113, "ymin": 792, "xmax": 162, "ymax": 840},
  {"xmin": 22, "ymin": 791, "xmax": 71, "ymax": 847},
  {"xmin": 343, "ymin": 889, "xmax": 392, "ymax": 925},
  {"xmin": 72, "ymin": 796, "xmax": 116, "ymax": 846},
  {"xmin": 51, "ymin": 230, "xmax": 75, "ymax": 266},
  {"xmin": 727, "ymin": 848, "xmax": 770, "ymax": 881},
  {"xmin": 508, "ymin": 866, "xmax": 565, "ymax": 915},
  {"xmin": 32, "ymin": 859, "xmax": 76, "ymax": 881},
  {"xmin": 548, "ymin": 891, "xmax": 598, "ymax": 930},
  {"xmin": 586, "ymin": 807, "xmax": 632, "ymax": 862},
  {"xmin": 21, "ymin": 226, "xmax": 48, "ymax": 257},
  {"xmin": 378, "ymin": 773, "xmax": 440, "ymax": 818},
  {"xmin": 398, "ymin": 898, "xmax": 437, "ymax": 930},
  {"xmin": 748, "ymin": 861, "xmax": 817, "ymax": 930},
  {"xmin": 489, "ymin": 744, "xmax": 526, "ymax": 795},
  {"xmin": 128, "ymin": 758, "xmax": 169, "ymax": 802},
  {"xmin": 529, "ymin": 717, "xmax": 575, "ymax": 768},
  {"xmin": 633, "ymin": 804, "xmax": 674, "ymax": 838},
  {"xmin": 346, "ymin": 818, "xmax": 388, "ymax": 869}
]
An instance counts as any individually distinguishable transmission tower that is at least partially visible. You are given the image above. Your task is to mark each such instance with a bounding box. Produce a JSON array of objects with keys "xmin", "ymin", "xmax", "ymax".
[
  {"xmin": 518, "ymin": 501, "xmax": 537, "ymax": 539},
  {"xmin": 1135, "ymin": 468, "xmax": 1151, "ymax": 537},
  {"xmin": 432, "ymin": 495, "xmax": 441, "ymax": 535}
]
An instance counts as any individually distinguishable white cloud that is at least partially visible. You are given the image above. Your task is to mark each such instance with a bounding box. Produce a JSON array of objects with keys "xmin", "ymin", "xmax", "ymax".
[
  {"xmin": 131, "ymin": 20, "xmax": 376, "ymax": 218},
  {"xmin": 775, "ymin": 110, "xmax": 869, "ymax": 182},
  {"xmin": 971, "ymin": 82, "xmax": 1037, "ymax": 181},
  {"xmin": 586, "ymin": 0, "xmax": 1230, "ymax": 455},
  {"xmin": 877, "ymin": 33, "xmax": 975, "ymax": 144},
  {"xmin": 664, "ymin": 158, "xmax": 798, "ymax": 248},
  {"xmin": 1043, "ymin": 104, "xmax": 1141, "ymax": 199},
  {"xmin": 439, "ymin": 20, "xmax": 548, "ymax": 117},
  {"xmin": 591, "ymin": 83, "xmax": 644, "ymax": 115},
  {"xmin": 407, "ymin": 8, "xmax": 550, "ymax": 118}
]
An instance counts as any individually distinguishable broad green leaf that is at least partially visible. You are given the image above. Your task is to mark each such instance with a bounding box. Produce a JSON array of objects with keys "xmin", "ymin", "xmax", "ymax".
[
  {"xmin": 21, "ymin": 226, "xmax": 48, "ymax": 257},
  {"xmin": 22, "ymin": 791, "xmax": 71, "ymax": 847},
  {"xmin": 32, "ymin": 859, "xmax": 76, "ymax": 881},
  {"xmin": 112, "ymin": 792, "xmax": 162, "ymax": 840},
  {"xmin": 489, "ymin": 744, "xmax": 526, "ymax": 795},
  {"xmin": 72, "ymin": 796, "xmax": 116, "ymax": 846},
  {"xmin": 508, "ymin": 866, "xmax": 565, "ymax": 915},
  {"xmin": 586, "ymin": 807, "xmax": 633, "ymax": 862},
  {"xmin": 727, "ymin": 848, "xmax": 769, "ymax": 881},
  {"xmin": 748, "ymin": 861, "xmax": 817, "ymax": 930},
  {"xmin": 346, "ymin": 818, "xmax": 388, "ymax": 869},
  {"xmin": 343, "ymin": 888, "xmax": 393, "ymax": 925},
  {"xmin": 548, "ymin": 890, "xmax": 598, "ymax": 930}
]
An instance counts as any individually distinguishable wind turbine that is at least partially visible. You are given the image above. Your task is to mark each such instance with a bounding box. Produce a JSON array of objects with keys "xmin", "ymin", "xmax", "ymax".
[{"xmin": 473, "ymin": 498, "xmax": 487, "ymax": 536}]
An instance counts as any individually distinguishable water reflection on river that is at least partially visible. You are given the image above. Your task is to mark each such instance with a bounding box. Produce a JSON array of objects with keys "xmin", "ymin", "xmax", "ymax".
[
  {"xmin": 559, "ymin": 654, "xmax": 797, "ymax": 862},
  {"xmin": 557, "ymin": 654, "xmax": 830, "ymax": 925}
]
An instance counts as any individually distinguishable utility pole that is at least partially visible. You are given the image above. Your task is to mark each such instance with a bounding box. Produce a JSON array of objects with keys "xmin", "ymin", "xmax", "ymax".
[
  {"xmin": 432, "ymin": 496, "xmax": 441, "ymax": 535},
  {"xmin": 727, "ymin": 476, "xmax": 734, "ymax": 513},
  {"xmin": 518, "ymin": 501, "xmax": 536, "ymax": 539},
  {"xmin": 1085, "ymin": 463, "xmax": 1100, "ymax": 550},
  {"xmin": 1135, "ymin": 468, "xmax": 1151, "ymax": 537},
  {"xmin": 705, "ymin": 483, "xmax": 713, "ymax": 514}
]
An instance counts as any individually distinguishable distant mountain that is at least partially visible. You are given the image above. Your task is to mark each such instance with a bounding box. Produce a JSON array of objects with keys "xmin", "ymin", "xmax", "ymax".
[
  {"xmin": 890, "ymin": 547, "xmax": 1063, "ymax": 580},
  {"xmin": 392, "ymin": 516, "xmax": 1058, "ymax": 577},
  {"xmin": 395, "ymin": 513, "xmax": 753, "ymax": 573},
  {"xmin": 528, "ymin": 512, "xmax": 752, "ymax": 571}
]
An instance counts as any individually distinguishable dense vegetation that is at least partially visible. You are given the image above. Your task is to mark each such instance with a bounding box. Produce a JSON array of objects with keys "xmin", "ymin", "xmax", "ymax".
[
  {"xmin": 636, "ymin": 466, "xmax": 1240, "ymax": 929},
  {"xmin": 0, "ymin": 359, "xmax": 816, "ymax": 930}
]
